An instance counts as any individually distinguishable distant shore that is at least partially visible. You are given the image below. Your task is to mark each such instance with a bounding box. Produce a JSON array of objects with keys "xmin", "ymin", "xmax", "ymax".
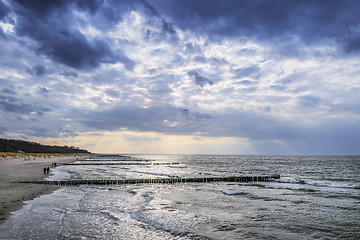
[{"xmin": 0, "ymin": 153, "xmax": 90, "ymax": 225}]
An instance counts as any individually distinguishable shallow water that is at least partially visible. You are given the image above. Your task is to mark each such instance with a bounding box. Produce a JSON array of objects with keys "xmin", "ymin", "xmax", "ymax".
[{"xmin": 0, "ymin": 155, "xmax": 359, "ymax": 239}]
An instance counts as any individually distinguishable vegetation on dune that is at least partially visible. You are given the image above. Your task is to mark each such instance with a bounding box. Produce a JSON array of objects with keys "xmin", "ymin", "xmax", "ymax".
[
  {"xmin": 0, "ymin": 138, "xmax": 89, "ymax": 154},
  {"xmin": 0, "ymin": 152, "xmax": 85, "ymax": 160}
]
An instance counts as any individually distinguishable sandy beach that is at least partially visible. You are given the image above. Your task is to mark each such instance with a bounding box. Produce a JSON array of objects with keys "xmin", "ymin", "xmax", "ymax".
[{"xmin": 0, "ymin": 153, "xmax": 90, "ymax": 225}]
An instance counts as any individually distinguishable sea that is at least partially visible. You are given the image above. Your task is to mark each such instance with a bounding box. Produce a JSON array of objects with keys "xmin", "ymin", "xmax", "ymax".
[{"xmin": 0, "ymin": 154, "xmax": 359, "ymax": 240}]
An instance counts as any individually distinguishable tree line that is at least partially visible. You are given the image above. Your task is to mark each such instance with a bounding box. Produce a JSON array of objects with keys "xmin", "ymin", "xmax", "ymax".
[{"xmin": 0, "ymin": 138, "xmax": 89, "ymax": 153}]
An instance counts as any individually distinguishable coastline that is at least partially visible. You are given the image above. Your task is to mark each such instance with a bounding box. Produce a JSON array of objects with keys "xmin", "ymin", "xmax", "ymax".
[{"xmin": 0, "ymin": 153, "xmax": 90, "ymax": 225}]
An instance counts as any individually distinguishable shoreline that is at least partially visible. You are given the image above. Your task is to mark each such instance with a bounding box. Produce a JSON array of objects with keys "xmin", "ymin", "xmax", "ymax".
[{"xmin": 0, "ymin": 153, "xmax": 90, "ymax": 225}]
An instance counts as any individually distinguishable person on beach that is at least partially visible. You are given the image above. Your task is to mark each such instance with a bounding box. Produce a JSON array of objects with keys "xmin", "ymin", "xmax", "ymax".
[
  {"xmin": 46, "ymin": 167, "xmax": 50, "ymax": 174},
  {"xmin": 43, "ymin": 167, "xmax": 46, "ymax": 174},
  {"xmin": 54, "ymin": 162, "xmax": 56, "ymax": 167}
]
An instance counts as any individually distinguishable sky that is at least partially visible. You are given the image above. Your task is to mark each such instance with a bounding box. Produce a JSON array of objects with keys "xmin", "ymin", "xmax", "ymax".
[{"xmin": 0, "ymin": 0, "xmax": 360, "ymax": 154}]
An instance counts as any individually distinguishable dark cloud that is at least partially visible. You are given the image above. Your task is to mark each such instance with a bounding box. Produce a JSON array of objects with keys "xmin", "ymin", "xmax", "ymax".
[
  {"xmin": 233, "ymin": 66, "xmax": 261, "ymax": 79},
  {"xmin": 277, "ymin": 72, "xmax": 307, "ymax": 85},
  {"xmin": 2, "ymin": 88, "xmax": 17, "ymax": 95},
  {"xmin": 105, "ymin": 88, "xmax": 119, "ymax": 98},
  {"xmin": 74, "ymin": 0, "xmax": 103, "ymax": 14},
  {"xmin": 0, "ymin": 0, "xmax": 9, "ymax": 39},
  {"xmin": 342, "ymin": 33, "xmax": 360, "ymax": 54},
  {"xmin": 193, "ymin": 55, "xmax": 207, "ymax": 63},
  {"xmin": 27, "ymin": 64, "xmax": 47, "ymax": 77},
  {"xmin": 38, "ymin": 87, "xmax": 51, "ymax": 97},
  {"xmin": 184, "ymin": 42, "xmax": 202, "ymax": 55},
  {"xmin": 0, "ymin": 78, "xmax": 11, "ymax": 86},
  {"xmin": 149, "ymin": 0, "xmax": 360, "ymax": 54},
  {"xmin": 161, "ymin": 20, "xmax": 176, "ymax": 34},
  {"xmin": 0, "ymin": 126, "xmax": 7, "ymax": 134},
  {"xmin": 26, "ymin": 126, "xmax": 76, "ymax": 138},
  {"xmin": 62, "ymin": 71, "xmax": 78, "ymax": 78},
  {"xmin": 0, "ymin": 28, "xmax": 5, "ymax": 39},
  {"xmin": 281, "ymin": 120, "xmax": 360, "ymax": 155},
  {"xmin": 297, "ymin": 95, "xmax": 321, "ymax": 109},
  {"xmin": 237, "ymin": 48, "xmax": 257, "ymax": 56},
  {"xmin": 264, "ymin": 106, "xmax": 271, "ymax": 112},
  {"xmin": 1, "ymin": 0, "xmax": 359, "ymax": 154},
  {"xmin": 12, "ymin": 0, "xmax": 135, "ymax": 70},
  {"xmin": 0, "ymin": 1, "xmax": 9, "ymax": 20},
  {"xmin": 90, "ymin": 0, "xmax": 159, "ymax": 31},
  {"xmin": 13, "ymin": 0, "xmax": 103, "ymax": 19},
  {"xmin": 0, "ymin": 99, "xmax": 51, "ymax": 115},
  {"xmin": 234, "ymin": 80, "xmax": 253, "ymax": 85},
  {"xmin": 207, "ymin": 110, "xmax": 302, "ymax": 140},
  {"xmin": 0, "ymin": 94, "xmax": 18, "ymax": 102},
  {"xmin": 151, "ymin": 83, "xmax": 173, "ymax": 96},
  {"xmin": 70, "ymin": 102, "xmax": 304, "ymax": 141},
  {"xmin": 76, "ymin": 104, "xmax": 212, "ymax": 135},
  {"xmin": 270, "ymin": 85, "xmax": 287, "ymax": 91},
  {"xmin": 209, "ymin": 57, "xmax": 228, "ymax": 66},
  {"xmin": 188, "ymin": 70, "xmax": 214, "ymax": 87}
]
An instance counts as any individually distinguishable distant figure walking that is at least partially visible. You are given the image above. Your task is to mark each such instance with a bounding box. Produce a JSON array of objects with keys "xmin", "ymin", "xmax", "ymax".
[
  {"xmin": 46, "ymin": 167, "xmax": 50, "ymax": 174},
  {"xmin": 43, "ymin": 167, "xmax": 46, "ymax": 174},
  {"xmin": 54, "ymin": 162, "xmax": 56, "ymax": 167}
]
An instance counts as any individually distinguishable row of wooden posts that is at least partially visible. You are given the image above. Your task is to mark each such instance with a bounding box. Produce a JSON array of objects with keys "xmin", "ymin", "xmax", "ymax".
[
  {"xmin": 24, "ymin": 175, "xmax": 280, "ymax": 186},
  {"xmin": 65, "ymin": 162, "xmax": 180, "ymax": 165},
  {"xmin": 78, "ymin": 159, "xmax": 152, "ymax": 162}
]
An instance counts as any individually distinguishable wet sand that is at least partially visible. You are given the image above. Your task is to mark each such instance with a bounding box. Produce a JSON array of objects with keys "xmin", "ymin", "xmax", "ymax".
[{"xmin": 0, "ymin": 154, "xmax": 89, "ymax": 225}]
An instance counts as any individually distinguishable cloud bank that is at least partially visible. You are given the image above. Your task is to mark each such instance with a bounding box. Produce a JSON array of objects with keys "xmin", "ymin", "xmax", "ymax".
[{"xmin": 0, "ymin": 0, "xmax": 359, "ymax": 154}]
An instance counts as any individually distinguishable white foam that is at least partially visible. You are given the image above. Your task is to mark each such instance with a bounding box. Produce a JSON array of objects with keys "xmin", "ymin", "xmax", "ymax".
[
  {"xmin": 305, "ymin": 181, "xmax": 359, "ymax": 189},
  {"xmin": 272, "ymin": 178, "xmax": 302, "ymax": 184},
  {"xmin": 75, "ymin": 192, "xmax": 90, "ymax": 211},
  {"xmin": 58, "ymin": 212, "xmax": 65, "ymax": 235},
  {"xmin": 221, "ymin": 189, "xmax": 247, "ymax": 195},
  {"xmin": 264, "ymin": 184, "xmax": 304, "ymax": 191},
  {"xmin": 129, "ymin": 170, "xmax": 168, "ymax": 176}
]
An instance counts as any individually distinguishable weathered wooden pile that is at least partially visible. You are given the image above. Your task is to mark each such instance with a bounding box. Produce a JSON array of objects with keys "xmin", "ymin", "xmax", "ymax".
[
  {"xmin": 23, "ymin": 175, "xmax": 280, "ymax": 186},
  {"xmin": 27, "ymin": 155, "xmax": 280, "ymax": 186}
]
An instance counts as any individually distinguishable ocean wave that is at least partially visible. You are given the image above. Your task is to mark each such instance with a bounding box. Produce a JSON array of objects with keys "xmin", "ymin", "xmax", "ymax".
[
  {"xmin": 130, "ymin": 211, "xmax": 209, "ymax": 239},
  {"xmin": 264, "ymin": 184, "xmax": 305, "ymax": 191},
  {"xmin": 305, "ymin": 181, "xmax": 360, "ymax": 189},
  {"xmin": 130, "ymin": 211, "xmax": 185, "ymax": 237},
  {"xmin": 272, "ymin": 178, "xmax": 304, "ymax": 184},
  {"xmin": 100, "ymin": 211, "xmax": 120, "ymax": 221},
  {"xmin": 168, "ymin": 165, "xmax": 187, "ymax": 168},
  {"xmin": 129, "ymin": 170, "xmax": 168, "ymax": 176},
  {"xmin": 221, "ymin": 189, "xmax": 247, "ymax": 195},
  {"xmin": 58, "ymin": 212, "xmax": 66, "ymax": 235},
  {"xmin": 75, "ymin": 191, "xmax": 90, "ymax": 211},
  {"xmin": 273, "ymin": 178, "xmax": 359, "ymax": 190}
]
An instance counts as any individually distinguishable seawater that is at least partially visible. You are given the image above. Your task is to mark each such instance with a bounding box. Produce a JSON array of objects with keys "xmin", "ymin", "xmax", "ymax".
[{"xmin": 0, "ymin": 155, "xmax": 359, "ymax": 239}]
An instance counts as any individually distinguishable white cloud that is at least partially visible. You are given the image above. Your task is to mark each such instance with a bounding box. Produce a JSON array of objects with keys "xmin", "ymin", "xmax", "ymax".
[{"xmin": 1, "ymin": 0, "xmax": 360, "ymax": 154}]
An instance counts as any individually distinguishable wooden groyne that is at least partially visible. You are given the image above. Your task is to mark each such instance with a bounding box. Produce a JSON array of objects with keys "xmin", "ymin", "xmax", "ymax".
[
  {"xmin": 65, "ymin": 162, "xmax": 180, "ymax": 166},
  {"xmin": 22, "ymin": 175, "xmax": 280, "ymax": 186},
  {"xmin": 78, "ymin": 159, "xmax": 152, "ymax": 162}
]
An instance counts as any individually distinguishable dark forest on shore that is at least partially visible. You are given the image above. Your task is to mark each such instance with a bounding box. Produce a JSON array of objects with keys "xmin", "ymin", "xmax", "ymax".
[{"xmin": 0, "ymin": 138, "xmax": 89, "ymax": 153}]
